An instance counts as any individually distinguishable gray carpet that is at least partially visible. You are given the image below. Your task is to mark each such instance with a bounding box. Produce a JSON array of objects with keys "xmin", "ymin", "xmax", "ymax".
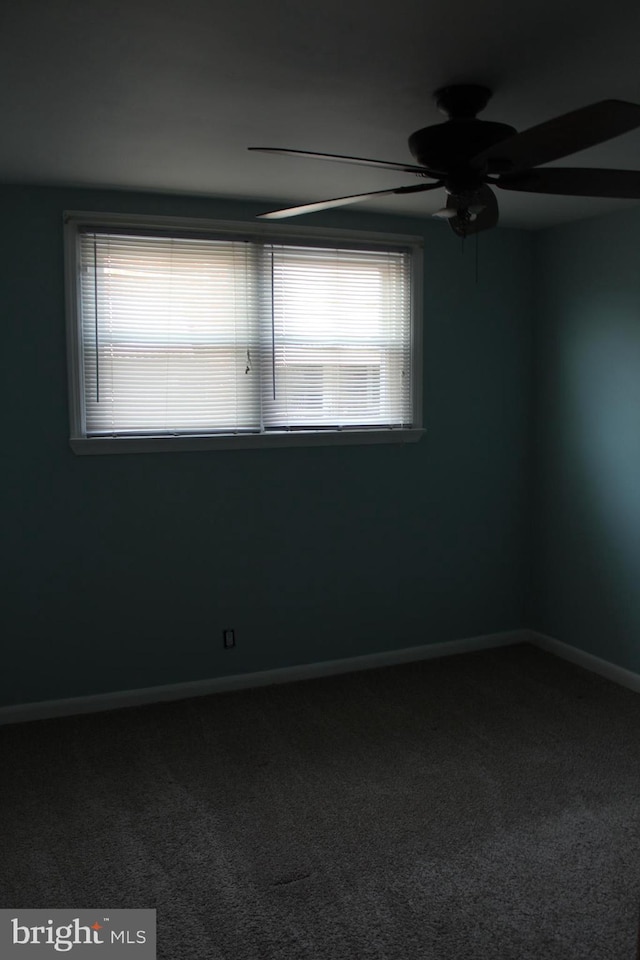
[{"xmin": 1, "ymin": 643, "xmax": 639, "ymax": 959}]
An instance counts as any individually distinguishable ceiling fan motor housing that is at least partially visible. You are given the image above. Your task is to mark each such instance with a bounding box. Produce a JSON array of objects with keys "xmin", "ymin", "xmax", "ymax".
[
  {"xmin": 408, "ymin": 119, "xmax": 517, "ymax": 174},
  {"xmin": 409, "ymin": 84, "xmax": 516, "ymax": 174}
]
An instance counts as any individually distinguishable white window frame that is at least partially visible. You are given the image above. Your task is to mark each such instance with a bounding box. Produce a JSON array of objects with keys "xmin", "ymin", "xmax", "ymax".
[{"xmin": 64, "ymin": 211, "xmax": 424, "ymax": 455}]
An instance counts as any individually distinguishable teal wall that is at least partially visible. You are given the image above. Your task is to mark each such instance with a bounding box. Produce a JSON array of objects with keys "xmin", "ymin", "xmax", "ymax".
[
  {"xmin": 1, "ymin": 186, "xmax": 533, "ymax": 707},
  {"xmin": 532, "ymin": 207, "xmax": 640, "ymax": 673}
]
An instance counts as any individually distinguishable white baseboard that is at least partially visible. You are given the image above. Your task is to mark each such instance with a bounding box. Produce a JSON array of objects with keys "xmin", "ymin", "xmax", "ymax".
[
  {"xmin": 2, "ymin": 629, "xmax": 636, "ymax": 727},
  {"xmin": 526, "ymin": 630, "xmax": 640, "ymax": 695},
  {"xmin": 0, "ymin": 629, "xmax": 527, "ymax": 726}
]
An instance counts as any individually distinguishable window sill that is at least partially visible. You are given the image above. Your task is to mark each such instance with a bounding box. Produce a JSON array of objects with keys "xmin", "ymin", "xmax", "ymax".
[{"xmin": 70, "ymin": 429, "xmax": 425, "ymax": 455}]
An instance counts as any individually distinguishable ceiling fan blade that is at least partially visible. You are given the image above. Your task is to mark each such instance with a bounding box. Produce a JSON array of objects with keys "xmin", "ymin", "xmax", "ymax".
[
  {"xmin": 257, "ymin": 181, "xmax": 442, "ymax": 220},
  {"xmin": 495, "ymin": 167, "xmax": 640, "ymax": 198},
  {"xmin": 446, "ymin": 185, "xmax": 499, "ymax": 237},
  {"xmin": 474, "ymin": 100, "xmax": 640, "ymax": 173},
  {"xmin": 248, "ymin": 146, "xmax": 433, "ymax": 176}
]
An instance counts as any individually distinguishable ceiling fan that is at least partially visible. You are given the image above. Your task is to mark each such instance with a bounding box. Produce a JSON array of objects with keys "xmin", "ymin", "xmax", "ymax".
[{"xmin": 248, "ymin": 85, "xmax": 640, "ymax": 235}]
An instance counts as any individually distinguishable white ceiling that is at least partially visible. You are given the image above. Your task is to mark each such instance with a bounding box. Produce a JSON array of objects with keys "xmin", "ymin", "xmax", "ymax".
[{"xmin": 2, "ymin": 0, "xmax": 640, "ymax": 228}]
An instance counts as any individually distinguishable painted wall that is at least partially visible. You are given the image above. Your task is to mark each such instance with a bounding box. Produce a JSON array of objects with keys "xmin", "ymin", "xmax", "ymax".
[
  {"xmin": 532, "ymin": 206, "xmax": 640, "ymax": 673},
  {"xmin": 1, "ymin": 186, "xmax": 533, "ymax": 707}
]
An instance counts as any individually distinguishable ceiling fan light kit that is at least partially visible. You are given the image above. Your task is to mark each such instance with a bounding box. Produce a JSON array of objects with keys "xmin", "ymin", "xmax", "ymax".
[{"xmin": 249, "ymin": 85, "xmax": 640, "ymax": 235}]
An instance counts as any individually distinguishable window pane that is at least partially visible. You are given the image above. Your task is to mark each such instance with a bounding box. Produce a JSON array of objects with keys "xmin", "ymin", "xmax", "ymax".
[
  {"xmin": 261, "ymin": 245, "xmax": 412, "ymax": 428},
  {"xmin": 80, "ymin": 233, "xmax": 260, "ymax": 435}
]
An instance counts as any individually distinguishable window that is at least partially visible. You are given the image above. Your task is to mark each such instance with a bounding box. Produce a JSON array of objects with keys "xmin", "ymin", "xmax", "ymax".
[{"xmin": 65, "ymin": 213, "xmax": 423, "ymax": 453}]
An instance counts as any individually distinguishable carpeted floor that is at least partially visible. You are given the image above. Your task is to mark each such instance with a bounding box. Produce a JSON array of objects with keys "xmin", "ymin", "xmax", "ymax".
[{"xmin": 1, "ymin": 643, "xmax": 639, "ymax": 959}]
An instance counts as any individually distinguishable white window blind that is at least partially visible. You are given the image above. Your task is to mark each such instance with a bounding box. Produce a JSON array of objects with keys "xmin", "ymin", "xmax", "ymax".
[
  {"xmin": 262, "ymin": 244, "xmax": 412, "ymax": 429},
  {"xmin": 80, "ymin": 233, "xmax": 260, "ymax": 436},
  {"xmin": 76, "ymin": 227, "xmax": 415, "ymax": 439}
]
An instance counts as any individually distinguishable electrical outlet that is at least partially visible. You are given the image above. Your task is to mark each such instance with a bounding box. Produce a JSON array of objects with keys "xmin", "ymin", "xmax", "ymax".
[{"xmin": 223, "ymin": 628, "xmax": 235, "ymax": 649}]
